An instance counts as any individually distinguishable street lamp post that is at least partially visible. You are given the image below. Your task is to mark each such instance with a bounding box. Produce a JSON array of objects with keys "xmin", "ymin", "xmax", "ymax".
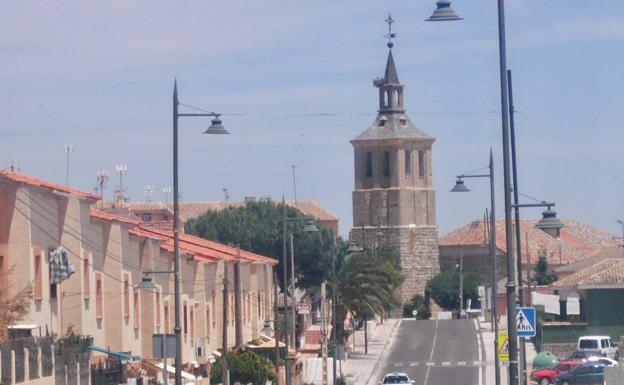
[
  {"xmin": 428, "ymin": 1, "xmax": 518, "ymax": 382},
  {"xmin": 451, "ymin": 150, "xmax": 499, "ymax": 385},
  {"xmin": 281, "ymin": 198, "xmax": 318, "ymax": 385},
  {"xmin": 172, "ymin": 80, "xmax": 228, "ymax": 385},
  {"xmin": 617, "ymin": 220, "xmax": 624, "ymax": 257}
]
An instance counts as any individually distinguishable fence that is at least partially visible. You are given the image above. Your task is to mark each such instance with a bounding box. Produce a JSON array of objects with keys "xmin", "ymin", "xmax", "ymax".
[{"xmin": 0, "ymin": 336, "xmax": 90, "ymax": 385}]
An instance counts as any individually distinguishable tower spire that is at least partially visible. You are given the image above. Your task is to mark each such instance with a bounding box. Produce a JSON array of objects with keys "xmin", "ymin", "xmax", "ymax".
[{"xmin": 373, "ymin": 14, "xmax": 403, "ymax": 112}]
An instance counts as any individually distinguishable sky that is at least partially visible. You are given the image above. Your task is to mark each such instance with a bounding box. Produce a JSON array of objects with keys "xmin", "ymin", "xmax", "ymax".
[{"xmin": 2, "ymin": 1, "xmax": 624, "ymax": 238}]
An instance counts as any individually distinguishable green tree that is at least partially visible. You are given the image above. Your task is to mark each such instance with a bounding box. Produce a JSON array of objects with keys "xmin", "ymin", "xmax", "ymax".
[
  {"xmin": 185, "ymin": 200, "xmax": 336, "ymax": 290},
  {"xmin": 210, "ymin": 351, "xmax": 276, "ymax": 385},
  {"xmin": 532, "ymin": 246, "xmax": 556, "ymax": 285},
  {"xmin": 426, "ymin": 271, "xmax": 485, "ymax": 310},
  {"xmin": 330, "ymin": 246, "xmax": 402, "ymax": 344}
]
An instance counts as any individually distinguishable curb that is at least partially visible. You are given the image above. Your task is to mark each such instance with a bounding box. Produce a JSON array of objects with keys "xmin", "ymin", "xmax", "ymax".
[{"xmin": 364, "ymin": 319, "xmax": 402, "ymax": 385}]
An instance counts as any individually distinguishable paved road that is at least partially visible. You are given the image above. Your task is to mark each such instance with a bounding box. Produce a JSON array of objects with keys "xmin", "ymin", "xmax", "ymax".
[{"xmin": 375, "ymin": 319, "xmax": 483, "ymax": 385}]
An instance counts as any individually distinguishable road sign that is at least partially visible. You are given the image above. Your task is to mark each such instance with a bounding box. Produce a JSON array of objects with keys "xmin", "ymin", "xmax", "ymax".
[
  {"xmin": 498, "ymin": 331, "xmax": 509, "ymax": 364},
  {"xmin": 516, "ymin": 307, "xmax": 536, "ymax": 338},
  {"xmin": 297, "ymin": 303, "xmax": 312, "ymax": 314}
]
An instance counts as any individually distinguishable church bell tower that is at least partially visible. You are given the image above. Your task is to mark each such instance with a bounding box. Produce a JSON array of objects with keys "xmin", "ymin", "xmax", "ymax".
[{"xmin": 350, "ymin": 16, "xmax": 439, "ymax": 302}]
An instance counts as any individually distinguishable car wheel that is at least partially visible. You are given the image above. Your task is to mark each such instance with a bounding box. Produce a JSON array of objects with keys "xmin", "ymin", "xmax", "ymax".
[
  {"xmin": 539, "ymin": 377, "xmax": 550, "ymax": 385},
  {"xmin": 561, "ymin": 381, "xmax": 570, "ymax": 385},
  {"xmin": 616, "ymin": 351, "xmax": 620, "ymax": 361}
]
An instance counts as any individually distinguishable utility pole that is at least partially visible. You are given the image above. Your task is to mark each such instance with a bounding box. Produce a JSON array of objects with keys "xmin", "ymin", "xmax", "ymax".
[
  {"xmin": 63, "ymin": 144, "xmax": 74, "ymax": 185},
  {"xmin": 281, "ymin": 198, "xmax": 292, "ymax": 385},
  {"xmin": 222, "ymin": 262, "xmax": 229, "ymax": 385},
  {"xmin": 234, "ymin": 253, "xmax": 243, "ymax": 347},
  {"xmin": 321, "ymin": 283, "xmax": 328, "ymax": 385},
  {"xmin": 163, "ymin": 187, "xmax": 172, "ymax": 205},
  {"xmin": 459, "ymin": 252, "xmax": 464, "ymax": 317},
  {"xmin": 144, "ymin": 185, "xmax": 154, "ymax": 203},
  {"xmin": 291, "ymin": 165, "xmax": 298, "ymax": 206},
  {"xmin": 290, "ymin": 233, "xmax": 297, "ymax": 349}
]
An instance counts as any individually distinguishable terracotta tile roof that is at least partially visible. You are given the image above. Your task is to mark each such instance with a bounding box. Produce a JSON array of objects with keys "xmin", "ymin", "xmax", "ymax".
[
  {"xmin": 439, "ymin": 218, "xmax": 620, "ymax": 265},
  {"xmin": 555, "ymin": 246, "xmax": 624, "ymax": 274},
  {"xmin": 90, "ymin": 210, "xmax": 141, "ymax": 226},
  {"xmin": 285, "ymin": 200, "xmax": 338, "ymax": 222},
  {"xmin": 554, "ymin": 258, "xmax": 624, "ymax": 288},
  {"xmin": 0, "ymin": 169, "xmax": 100, "ymax": 201}
]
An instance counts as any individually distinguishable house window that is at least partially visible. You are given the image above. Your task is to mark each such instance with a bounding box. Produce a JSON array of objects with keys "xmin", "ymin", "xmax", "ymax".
[
  {"xmin": 258, "ymin": 293, "xmax": 262, "ymax": 318},
  {"xmin": 83, "ymin": 254, "xmax": 90, "ymax": 300},
  {"xmin": 383, "ymin": 151, "xmax": 390, "ymax": 177},
  {"xmin": 164, "ymin": 300, "xmax": 170, "ymax": 333},
  {"xmin": 418, "ymin": 151, "xmax": 425, "ymax": 177},
  {"xmin": 211, "ymin": 291, "xmax": 216, "ymax": 327},
  {"xmin": 95, "ymin": 273, "xmax": 103, "ymax": 319},
  {"xmin": 190, "ymin": 305, "xmax": 195, "ymax": 340},
  {"xmin": 405, "ymin": 150, "xmax": 412, "ymax": 177},
  {"xmin": 133, "ymin": 288, "xmax": 140, "ymax": 328},
  {"xmin": 124, "ymin": 273, "xmax": 130, "ymax": 318},
  {"xmin": 365, "ymin": 152, "xmax": 373, "ymax": 178},
  {"xmin": 379, "ymin": 119, "xmax": 386, "ymax": 127},
  {"xmin": 183, "ymin": 301, "xmax": 188, "ymax": 335},
  {"xmin": 155, "ymin": 291, "xmax": 161, "ymax": 327},
  {"xmin": 142, "ymin": 213, "xmax": 152, "ymax": 222},
  {"xmin": 34, "ymin": 254, "xmax": 43, "ymax": 300}
]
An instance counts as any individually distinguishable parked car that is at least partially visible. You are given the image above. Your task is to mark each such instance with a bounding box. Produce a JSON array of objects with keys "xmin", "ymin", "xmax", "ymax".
[
  {"xmin": 555, "ymin": 363, "xmax": 606, "ymax": 385},
  {"xmin": 586, "ymin": 356, "xmax": 618, "ymax": 367},
  {"xmin": 567, "ymin": 350, "xmax": 604, "ymax": 361},
  {"xmin": 380, "ymin": 373, "xmax": 415, "ymax": 384},
  {"xmin": 577, "ymin": 336, "xmax": 619, "ymax": 360},
  {"xmin": 531, "ymin": 360, "xmax": 582, "ymax": 385}
]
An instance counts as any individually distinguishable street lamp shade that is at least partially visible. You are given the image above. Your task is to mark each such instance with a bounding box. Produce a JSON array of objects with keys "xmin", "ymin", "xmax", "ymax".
[
  {"xmin": 426, "ymin": 0, "xmax": 463, "ymax": 22},
  {"xmin": 535, "ymin": 206, "xmax": 564, "ymax": 232},
  {"xmin": 347, "ymin": 242, "xmax": 363, "ymax": 253},
  {"xmin": 203, "ymin": 116, "xmax": 229, "ymax": 135},
  {"xmin": 450, "ymin": 178, "xmax": 470, "ymax": 192},
  {"xmin": 135, "ymin": 274, "xmax": 157, "ymax": 291},
  {"xmin": 303, "ymin": 221, "xmax": 319, "ymax": 233},
  {"xmin": 261, "ymin": 320, "xmax": 274, "ymax": 336}
]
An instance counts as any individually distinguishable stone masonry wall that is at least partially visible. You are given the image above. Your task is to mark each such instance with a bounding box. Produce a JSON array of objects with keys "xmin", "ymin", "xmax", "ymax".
[{"xmin": 350, "ymin": 225, "xmax": 439, "ymax": 303}]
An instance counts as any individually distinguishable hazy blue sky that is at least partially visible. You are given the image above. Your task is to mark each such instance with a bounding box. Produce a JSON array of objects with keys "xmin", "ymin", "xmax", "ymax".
[{"xmin": 2, "ymin": 1, "xmax": 624, "ymax": 238}]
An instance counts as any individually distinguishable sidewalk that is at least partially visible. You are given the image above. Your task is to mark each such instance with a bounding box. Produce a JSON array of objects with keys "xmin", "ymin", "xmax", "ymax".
[
  {"xmin": 342, "ymin": 318, "xmax": 401, "ymax": 385},
  {"xmin": 480, "ymin": 316, "xmax": 537, "ymax": 385}
]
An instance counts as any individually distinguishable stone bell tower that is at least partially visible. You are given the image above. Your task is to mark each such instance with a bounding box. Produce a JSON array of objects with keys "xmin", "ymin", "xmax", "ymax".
[{"xmin": 350, "ymin": 16, "xmax": 439, "ymax": 303}]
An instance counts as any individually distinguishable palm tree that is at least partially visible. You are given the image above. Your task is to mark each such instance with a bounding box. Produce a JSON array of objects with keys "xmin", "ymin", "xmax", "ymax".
[{"xmin": 329, "ymin": 246, "xmax": 402, "ymax": 344}]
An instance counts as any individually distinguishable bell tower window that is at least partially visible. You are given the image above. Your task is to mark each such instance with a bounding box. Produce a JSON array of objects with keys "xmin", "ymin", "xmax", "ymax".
[
  {"xmin": 405, "ymin": 150, "xmax": 412, "ymax": 177},
  {"xmin": 365, "ymin": 152, "xmax": 373, "ymax": 177},
  {"xmin": 418, "ymin": 151, "xmax": 425, "ymax": 177}
]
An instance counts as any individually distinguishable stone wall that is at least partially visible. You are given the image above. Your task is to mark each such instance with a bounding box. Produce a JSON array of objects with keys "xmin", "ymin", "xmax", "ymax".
[{"xmin": 350, "ymin": 225, "xmax": 439, "ymax": 303}]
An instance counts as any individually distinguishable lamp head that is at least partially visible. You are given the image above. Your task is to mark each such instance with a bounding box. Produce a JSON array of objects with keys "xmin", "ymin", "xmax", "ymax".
[
  {"xmin": 347, "ymin": 242, "xmax": 363, "ymax": 253},
  {"xmin": 303, "ymin": 220, "xmax": 319, "ymax": 233},
  {"xmin": 450, "ymin": 178, "xmax": 470, "ymax": 192},
  {"xmin": 135, "ymin": 274, "xmax": 157, "ymax": 291},
  {"xmin": 426, "ymin": 0, "xmax": 463, "ymax": 22},
  {"xmin": 203, "ymin": 115, "xmax": 229, "ymax": 135}
]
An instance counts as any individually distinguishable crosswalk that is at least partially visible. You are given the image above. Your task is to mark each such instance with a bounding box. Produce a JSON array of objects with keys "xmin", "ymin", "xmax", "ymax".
[{"xmin": 393, "ymin": 361, "xmax": 483, "ymax": 368}]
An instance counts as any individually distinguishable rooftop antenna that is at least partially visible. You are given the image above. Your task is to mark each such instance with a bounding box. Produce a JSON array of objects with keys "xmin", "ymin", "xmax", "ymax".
[
  {"xmin": 291, "ymin": 165, "xmax": 298, "ymax": 208},
  {"xmin": 144, "ymin": 185, "xmax": 154, "ymax": 203},
  {"xmin": 163, "ymin": 186, "xmax": 172, "ymax": 205},
  {"xmin": 384, "ymin": 13, "xmax": 397, "ymax": 48},
  {"xmin": 63, "ymin": 144, "xmax": 75, "ymax": 185},
  {"xmin": 96, "ymin": 170, "xmax": 109, "ymax": 209},
  {"xmin": 114, "ymin": 164, "xmax": 127, "ymax": 207}
]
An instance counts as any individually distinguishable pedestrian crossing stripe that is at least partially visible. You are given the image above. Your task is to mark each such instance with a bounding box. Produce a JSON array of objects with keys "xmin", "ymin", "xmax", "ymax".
[{"xmin": 516, "ymin": 309, "xmax": 534, "ymax": 332}]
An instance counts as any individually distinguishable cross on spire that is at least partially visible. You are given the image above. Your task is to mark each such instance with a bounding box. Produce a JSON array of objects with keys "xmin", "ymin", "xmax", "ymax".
[{"xmin": 385, "ymin": 13, "xmax": 396, "ymax": 48}]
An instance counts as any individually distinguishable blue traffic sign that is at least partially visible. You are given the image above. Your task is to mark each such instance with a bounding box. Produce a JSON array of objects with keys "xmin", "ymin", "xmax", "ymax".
[{"xmin": 516, "ymin": 307, "xmax": 536, "ymax": 337}]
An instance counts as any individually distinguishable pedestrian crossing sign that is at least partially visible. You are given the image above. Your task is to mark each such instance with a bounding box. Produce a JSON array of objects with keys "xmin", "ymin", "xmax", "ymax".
[
  {"xmin": 498, "ymin": 331, "xmax": 509, "ymax": 363},
  {"xmin": 516, "ymin": 307, "xmax": 536, "ymax": 337}
]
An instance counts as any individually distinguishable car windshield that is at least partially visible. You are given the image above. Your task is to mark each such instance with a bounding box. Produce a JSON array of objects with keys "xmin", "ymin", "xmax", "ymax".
[
  {"xmin": 579, "ymin": 340, "xmax": 599, "ymax": 349},
  {"xmin": 383, "ymin": 376, "xmax": 410, "ymax": 384}
]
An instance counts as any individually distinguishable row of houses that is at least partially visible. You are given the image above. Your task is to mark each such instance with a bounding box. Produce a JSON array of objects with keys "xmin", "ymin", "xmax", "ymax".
[{"xmin": 0, "ymin": 169, "xmax": 278, "ymax": 376}]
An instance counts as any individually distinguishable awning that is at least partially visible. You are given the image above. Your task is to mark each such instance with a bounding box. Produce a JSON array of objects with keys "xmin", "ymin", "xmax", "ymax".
[
  {"xmin": 8, "ymin": 324, "xmax": 37, "ymax": 330},
  {"xmin": 88, "ymin": 344, "xmax": 140, "ymax": 362}
]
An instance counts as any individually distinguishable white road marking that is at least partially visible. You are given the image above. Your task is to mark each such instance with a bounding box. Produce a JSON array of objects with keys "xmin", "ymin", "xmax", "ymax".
[
  {"xmin": 426, "ymin": 362, "xmax": 435, "ymax": 366},
  {"xmin": 423, "ymin": 320, "xmax": 439, "ymax": 385},
  {"xmin": 394, "ymin": 362, "xmax": 404, "ymax": 367},
  {"xmin": 477, "ymin": 329, "xmax": 484, "ymax": 385},
  {"xmin": 473, "ymin": 361, "xmax": 482, "ymax": 366},
  {"xmin": 442, "ymin": 362, "xmax": 451, "ymax": 366},
  {"xmin": 457, "ymin": 361, "xmax": 466, "ymax": 366},
  {"xmin": 410, "ymin": 362, "xmax": 419, "ymax": 367}
]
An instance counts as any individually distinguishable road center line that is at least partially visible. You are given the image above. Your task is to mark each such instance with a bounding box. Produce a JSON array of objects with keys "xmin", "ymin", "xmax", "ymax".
[{"xmin": 423, "ymin": 319, "xmax": 439, "ymax": 385}]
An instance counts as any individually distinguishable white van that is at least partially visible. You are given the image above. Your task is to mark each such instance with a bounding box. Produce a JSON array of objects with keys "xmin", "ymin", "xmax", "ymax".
[{"xmin": 577, "ymin": 336, "xmax": 619, "ymax": 360}]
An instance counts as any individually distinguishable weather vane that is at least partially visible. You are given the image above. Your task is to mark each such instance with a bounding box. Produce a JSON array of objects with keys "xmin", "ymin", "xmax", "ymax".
[{"xmin": 385, "ymin": 13, "xmax": 396, "ymax": 48}]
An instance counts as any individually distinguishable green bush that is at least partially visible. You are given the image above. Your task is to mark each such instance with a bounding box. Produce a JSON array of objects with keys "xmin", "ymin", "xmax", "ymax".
[
  {"xmin": 210, "ymin": 351, "xmax": 276, "ymax": 385},
  {"xmin": 426, "ymin": 271, "xmax": 485, "ymax": 310}
]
